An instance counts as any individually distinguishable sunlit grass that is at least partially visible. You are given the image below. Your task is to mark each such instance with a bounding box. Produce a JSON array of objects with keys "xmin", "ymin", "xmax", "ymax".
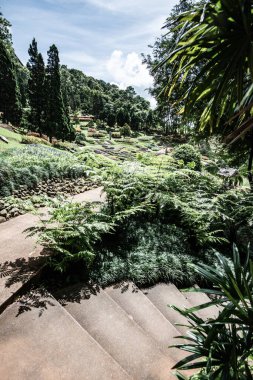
[{"xmin": 0, "ymin": 126, "xmax": 23, "ymax": 151}]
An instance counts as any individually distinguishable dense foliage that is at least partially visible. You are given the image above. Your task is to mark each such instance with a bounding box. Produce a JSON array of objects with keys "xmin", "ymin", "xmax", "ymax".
[
  {"xmin": 172, "ymin": 144, "xmax": 202, "ymax": 171},
  {"xmin": 0, "ymin": 12, "xmax": 28, "ymax": 119},
  {"xmin": 29, "ymin": 149, "xmax": 253, "ymax": 291},
  {"xmin": 173, "ymin": 246, "xmax": 253, "ymax": 379},
  {"xmin": 156, "ymin": 0, "xmax": 253, "ymax": 185},
  {"xmin": 1, "ymin": 3, "xmax": 253, "ymax": 376},
  {"xmin": 60, "ymin": 66, "xmax": 155, "ymax": 132},
  {"xmin": 0, "ymin": 145, "xmax": 86, "ymax": 196},
  {"xmin": 143, "ymin": 0, "xmax": 204, "ymax": 134}
]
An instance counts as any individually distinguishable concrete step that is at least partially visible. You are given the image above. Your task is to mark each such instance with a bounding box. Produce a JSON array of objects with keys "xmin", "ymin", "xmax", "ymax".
[
  {"xmin": 58, "ymin": 284, "xmax": 176, "ymax": 380},
  {"xmin": 142, "ymin": 283, "xmax": 194, "ymax": 335},
  {"xmin": 0, "ymin": 187, "xmax": 104, "ymax": 312},
  {"xmin": 0, "ymin": 212, "xmax": 44, "ymax": 308},
  {"xmin": 182, "ymin": 285, "xmax": 220, "ymax": 320},
  {"xmin": 72, "ymin": 186, "xmax": 105, "ymax": 203},
  {"xmin": 105, "ymin": 282, "xmax": 186, "ymax": 363},
  {"xmin": 0, "ymin": 291, "xmax": 131, "ymax": 380}
]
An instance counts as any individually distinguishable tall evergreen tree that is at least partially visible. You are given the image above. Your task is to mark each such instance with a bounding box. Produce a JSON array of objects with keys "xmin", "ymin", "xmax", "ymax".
[
  {"xmin": 27, "ymin": 38, "xmax": 46, "ymax": 135},
  {"xmin": 0, "ymin": 13, "xmax": 22, "ymax": 125},
  {"xmin": 0, "ymin": 39, "xmax": 22, "ymax": 125},
  {"xmin": 45, "ymin": 44, "xmax": 72, "ymax": 142},
  {"xmin": 146, "ymin": 109, "xmax": 154, "ymax": 131},
  {"xmin": 116, "ymin": 107, "xmax": 130, "ymax": 127}
]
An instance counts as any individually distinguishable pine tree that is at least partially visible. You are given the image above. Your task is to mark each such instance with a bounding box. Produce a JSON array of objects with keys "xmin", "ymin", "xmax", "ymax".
[
  {"xmin": 116, "ymin": 107, "xmax": 130, "ymax": 127},
  {"xmin": 0, "ymin": 40, "xmax": 22, "ymax": 125},
  {"xmin": 45, "ymin": 44, "xmax": 72, "ymax": 142},
  {"xmin": 146, "ymin": 110, "xmax": 154, "ymax": 131},
  {"xmin": 27, "ymin": 38, "xmax": 46, "ymax": 135}
]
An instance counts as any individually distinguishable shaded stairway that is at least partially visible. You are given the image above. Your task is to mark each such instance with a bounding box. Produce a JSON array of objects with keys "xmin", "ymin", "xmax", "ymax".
[{"xmin": 0, "ymin": 282, "xmax": 219, "ymax": 380}]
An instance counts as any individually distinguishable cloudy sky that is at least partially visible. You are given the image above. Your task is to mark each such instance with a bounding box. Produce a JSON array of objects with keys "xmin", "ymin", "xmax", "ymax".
[{"xmin": 1, "ymin": 0, "xmax": 178, "ymax": 103}]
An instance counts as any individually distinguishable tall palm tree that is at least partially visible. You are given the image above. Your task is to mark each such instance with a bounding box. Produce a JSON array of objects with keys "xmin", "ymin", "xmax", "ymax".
[{"xmin": 159, "ymin": 0, "xmax": 253, "ymax": 185}]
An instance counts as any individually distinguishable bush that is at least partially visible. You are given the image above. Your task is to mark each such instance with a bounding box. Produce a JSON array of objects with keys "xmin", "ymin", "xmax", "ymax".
[
  {"xmin": 0, "ymin": 145, "xmax": 86, "ymax": 197},
  {"xmin": 31, "ymin": 203, "xmax": 114, "ymax": 272},
  {"xmin": 21, "ymin": 135, "xmax": 51, "ymax": 146},
  {"xmin": 87, "ymin": 131, "xmax": 105, "ymax": 138},
  {"xmin": 119, "ymin": 124, "xmax": 131, "ymax": 137},
  {"xmin": 173, "ymin": 144, "xmax": 202, "ymax": 171},
  {"xmin": 112, "ymin": 132, "xmax": 121, "ymax": 139},
  {"xmin": 53, "ymin": 141, "xmax": 78, "ymax": 152},
  {"xmin": 75, "ymin": 133, "xmax": 86, "ymax": 145},
  {"xmin": 91, "ymin": 222, "xmax": 212, "ymax": 287}
]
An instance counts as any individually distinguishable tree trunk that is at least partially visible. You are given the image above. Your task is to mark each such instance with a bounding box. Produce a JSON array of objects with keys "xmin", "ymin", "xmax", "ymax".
[{"xmin": 248, "ymin": 131, "xmax": 253, "ymax": 190}]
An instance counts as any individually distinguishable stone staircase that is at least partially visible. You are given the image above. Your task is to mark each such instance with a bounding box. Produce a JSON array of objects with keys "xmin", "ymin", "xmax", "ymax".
[
  {"xmin": 0, "ymin": 282, "xmax": 218, "ymax": 380},
  {"xmin": 0, "ymin": 187, "xmax": 219, "ymax": 379}
]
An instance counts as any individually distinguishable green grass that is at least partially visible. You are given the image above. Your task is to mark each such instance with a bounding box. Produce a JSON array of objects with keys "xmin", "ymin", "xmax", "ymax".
[{"xmin": 0, "ymin": 127, "xmax": 23, "ymax": 151}]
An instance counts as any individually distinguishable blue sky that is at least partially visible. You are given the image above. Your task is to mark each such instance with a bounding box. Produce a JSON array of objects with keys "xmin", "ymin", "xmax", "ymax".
[{"xmin": 1, "ymin": 0, "xmax": 178, "ymax": 103}]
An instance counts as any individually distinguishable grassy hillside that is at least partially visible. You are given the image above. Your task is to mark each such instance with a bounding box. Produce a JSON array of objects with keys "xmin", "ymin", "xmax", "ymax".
[{"xmin": 0, "ymin": 126, "xmax": 22, "ymax": 151}]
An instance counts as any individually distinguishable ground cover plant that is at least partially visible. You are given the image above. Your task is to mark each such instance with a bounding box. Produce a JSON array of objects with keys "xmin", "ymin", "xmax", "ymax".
[
  {"xmin": 2, "ymin": 193, "xmax": 66, "ymax": 214},
  {"xmin": 31, "ymin": 145, "xmax": 253, "ymax": 290},
  {"xmin": 0, "ymin": 144, "xmax": 87, "ymax": 197}
]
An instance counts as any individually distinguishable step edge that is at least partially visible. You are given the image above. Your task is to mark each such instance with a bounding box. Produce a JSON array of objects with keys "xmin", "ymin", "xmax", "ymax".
[
  {"xmin": 47, "ymin": 292, "xmax": 134, "ymax": 380},
  {"xmin": 106, "ymin": 283, "xmax": 183, "ymax": 338}
]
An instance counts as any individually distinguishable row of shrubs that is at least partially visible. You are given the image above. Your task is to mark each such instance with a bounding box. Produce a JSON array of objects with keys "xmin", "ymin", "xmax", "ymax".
[
  {"xmin": 22, "ymin": 135, "xmax": 81, "ymax": 152},
  {"xmin": 21, "ymin": 135, "xmax": 52, "ymax": 146},
  {"xmin": 0, "ymin": 145, "xmax": 86, "ymax": 197}
]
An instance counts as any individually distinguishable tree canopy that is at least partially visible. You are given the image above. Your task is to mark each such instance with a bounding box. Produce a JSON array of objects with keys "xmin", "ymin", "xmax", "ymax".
[
  {"xmin": 151, "ymin": 0, "xmax": 253, "ymax": 184},
  {"xmin": 27, "ymin": 38, "xmax": 46, "ymax": 135}
]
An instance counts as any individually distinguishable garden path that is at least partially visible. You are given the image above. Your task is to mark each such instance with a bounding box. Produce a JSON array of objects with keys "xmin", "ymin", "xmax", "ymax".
[{"xmin": 0, "ymin": 187, "xmax": 105, "ymax": 309}]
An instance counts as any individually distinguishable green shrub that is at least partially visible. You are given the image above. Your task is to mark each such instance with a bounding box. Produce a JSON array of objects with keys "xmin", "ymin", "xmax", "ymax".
[
  {"xmin": 173, "ymin": 247, "xmax": 253, "ymax": 379},
  {"xmin": 91, "ymin": 222, "xmax": 213, "ymax": 287},
  {"xmin": 29, "ymin": 165, "xmax": 49, "ymax": 181},
  {"xmin": 119, "ymin": 124, "xmax": 131, "ymax": 137},
  {"xmin": 0, "ymin": 145, "xmax": 87, "ymax": 197},
  {"xmin": 87, "ymin": 131, "xmax": 104, "ymax": 138},
  {"xmin": 75, "ymin": 133, "xmax": 86, "ymax": 145},
  {"xmin": 29, "ymin": 202, "xmax": 115, "ymax": 272},
  {"xmin": 112, "ymin": 132, "xmax": 121, "ymax": 139},
  {"xmin": 15, "ymin": 167, "xmax": 39, "ymax": 188},
  {"xmin": 53, "ymin": 141, "xmax": 78, "ymax": 152},
  {"xmin": 21, "ymin": 135, "xmax": 51, "ymax": 146},
  {"xmin": 173, "ymin": 144, "xmax": 202, "ymax": 171}
]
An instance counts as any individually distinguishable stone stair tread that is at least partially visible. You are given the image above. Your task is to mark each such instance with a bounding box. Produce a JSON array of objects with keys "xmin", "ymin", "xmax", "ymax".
[
  {"xmin": 0, "ymin": 212, "xmax": 44, "ymax": 308},
  {"xmin": 0, "ymin": 187, "xmax": 104, "ymax": 310},
  {"xmin": 58, "ymin": 284, "xmax": 176, "ymax": 380},
  {"xmin": 72, "ymin": 186, "xmax": 105, "ymax": 203},
  {"xmin": 105, "ymin": 282, "xmax": 186, "ymax": 363},
  {"xmin": 142, "ymin": 283, "xmax": 194, "ymax": 335},
  {"xmin": 182, "ymin": 285, "xmax": 220, "ymax": 320},
  {"xmin": 0, "ymin": 291, "xmax": 131, "ymax": 380}
]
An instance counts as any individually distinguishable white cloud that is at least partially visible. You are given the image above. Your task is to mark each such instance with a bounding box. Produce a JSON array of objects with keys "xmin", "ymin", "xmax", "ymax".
[
  {"xmin": 3, "ymin": 0, "xmax": 179, "ymax": 104},
  {"xmin": 106, "ymin": 50, "xmax": 153, "ymax": 89},
  {"xmin": 148, "ymin": 96, "xmax": 157, "ymax": 110}
]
